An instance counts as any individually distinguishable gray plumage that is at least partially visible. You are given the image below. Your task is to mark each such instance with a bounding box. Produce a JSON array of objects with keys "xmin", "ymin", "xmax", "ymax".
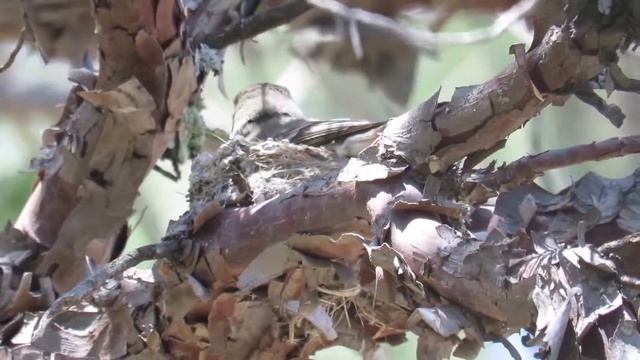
[{"xmin": 231, "ymin": 83, "xmax": 385, "ymax": 155}]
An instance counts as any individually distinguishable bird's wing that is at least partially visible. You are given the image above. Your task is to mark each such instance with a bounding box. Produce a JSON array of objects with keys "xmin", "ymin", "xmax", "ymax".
[{"xmin": 284, "ymin": 119, "xmax": 386, "ymax": 146}]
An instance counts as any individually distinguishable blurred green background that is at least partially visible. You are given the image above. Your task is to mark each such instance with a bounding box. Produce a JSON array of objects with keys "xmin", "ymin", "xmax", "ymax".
[{"xmin": 1, "ymin": 11, "xmax": 639, "ymax": 360}]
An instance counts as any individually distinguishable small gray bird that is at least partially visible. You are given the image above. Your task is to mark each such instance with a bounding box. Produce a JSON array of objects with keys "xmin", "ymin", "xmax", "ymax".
[{"xmin": 231, "ymin": 83, "xmax": 386, "ymax": 157}]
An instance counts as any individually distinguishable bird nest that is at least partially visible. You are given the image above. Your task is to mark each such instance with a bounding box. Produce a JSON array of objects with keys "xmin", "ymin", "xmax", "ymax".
[{"xmin": 189, "ymin": 138, "xmax": 346, "ymax": 211}]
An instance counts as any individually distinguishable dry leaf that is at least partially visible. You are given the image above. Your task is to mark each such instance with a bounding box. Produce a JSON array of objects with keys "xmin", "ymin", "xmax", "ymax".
[
  {"xmin": 392, "ymin": 199, "xmax": 466, "ymax": 219},
  {"xmin": 78, "ymin": 78, "xmax": 156, "ymax": 114},
  {"xmin": 237, "ymin": 242, "xmax": 302, "ymax": 291},
  {"xmin": 287, "ymin": 233, "xmax": 365, "ymax": 264},
  {"xmin": 409, "ymin": 305, "xmax": 474, "ymax": 338},
  {"xmin": 280, "ymin": 268, "xmax": 307, "ymax": 300},
  {"xmin": 287, "ymin": 301, "xmax": 337, "ymax": 340}
]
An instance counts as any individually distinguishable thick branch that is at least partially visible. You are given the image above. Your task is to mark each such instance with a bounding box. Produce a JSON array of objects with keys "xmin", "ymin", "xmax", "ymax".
[
  {"xmin": 194, "ymin": 179, "xmax": 379, "ymax": 271},
  {"xmin": 381, "ymin": 25, "xmax": 618, "ymax": 172},
  {"xmin": 13, "ymin": 0, "xmax": 202, "ymax": 292}
]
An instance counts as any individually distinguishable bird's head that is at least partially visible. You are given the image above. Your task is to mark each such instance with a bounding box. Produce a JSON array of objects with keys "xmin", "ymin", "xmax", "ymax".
[
  {"xmin": 231, "ymin": 83, "xmax": 304, "ymax": 136},
  {"xmin": 233, "ymin": 83, "xmax": 292, "ymax": 107}
]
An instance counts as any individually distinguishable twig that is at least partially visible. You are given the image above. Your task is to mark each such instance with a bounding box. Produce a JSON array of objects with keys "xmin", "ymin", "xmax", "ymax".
[
  {"xmin": 306, "ymin": 0, "xmax": 540, "ymax": 53},
  {"xmin": 477, "ymin": 135, "xmax": 640, "ymax": 187},
  {"xmin": 348, "ymin": 19, "xmax": 363, "ymax": 59},
  {"xmin": 65, "ymin": 240, "xmax": 180, "ymax": 303},
  {"xmin": 0, "ymin": 29, "xmax": 26, "ymax": 74},
  {"xmin": 32, "ymin": 240, "xmax": 182, "ymax": 341},
  {"xmin": 593, "ymin": 233, "xmax": 640, "ymax": 289},
  {"xmin": 130, "ymin": 206, "xmax": 148, "ymax": 235},
  {"xmin": 598, "ymin": 233, "xmax": 640, "ymax": 254},
  {"xmin": 153, "ymin": 164, "xmax": 180, "ymax": 181},
  {"xmin": 619, "ymin": 274, "xmax": 640, "ymax": 288},
  {"xmin": 202, "ymin": 0, "xmax": 311, "ymax": 49}
]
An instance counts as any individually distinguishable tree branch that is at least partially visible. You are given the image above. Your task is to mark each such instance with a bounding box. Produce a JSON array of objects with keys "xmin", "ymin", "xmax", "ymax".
[
  {"xmin": 380, "ymin": 23, "xmax": 625, "ymax": 172},
  {"xmin": 36, "ymin": 239, "xmax": 181, "ymax": 323},
  {"xmin": 30, "ymin": 239, "xmax": 183, "ymax": 347},
  {"xmin": 306, "ymin": 0, "xmax": 541, "ymax": 53},
  {"xmin": 476, "ymin": 135, "xmax": 640, "ymax": 188},
  {"xmin": 0, "ymin": 27, "xmax": 25, "ymax": 73},
  {"xmin": 202, "ymin": 0, "xmax": 311, "ymax": 48},
  {"xmin": 13, "ymin": 0, "xmax": 202, "ymax": 292},
  {"xmin": 598, "ymin": 233, "xmax": 640, "ymax": 254}
]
